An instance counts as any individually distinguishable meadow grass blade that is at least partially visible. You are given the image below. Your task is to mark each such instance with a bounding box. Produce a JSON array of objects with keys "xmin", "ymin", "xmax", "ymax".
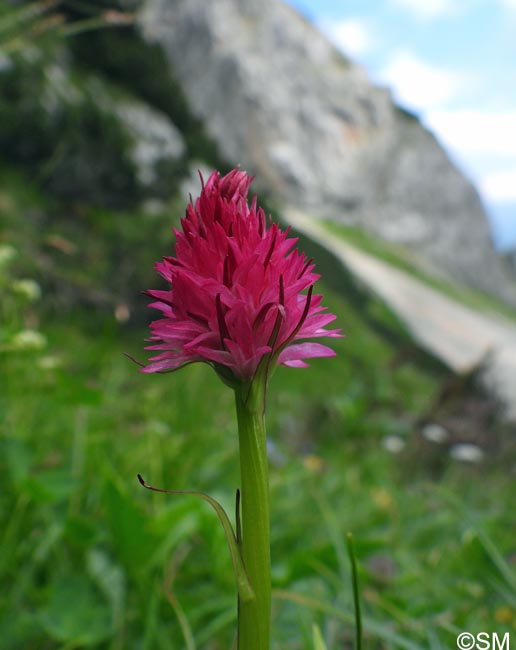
[
  {"xmin": 273, "ymin": 589, "xmax": 423, "ymax": 650},
  {"xmin": 346, "ymin": 533, "xmax": 362, "ymax": 650},
  {"xmin": 474, "ymin": 527, "xmax": 516, "ymax": 593},
  {"xmin": 312, "ymin": 623, "xmax": 328, "ymax": 650},
  {"xmin": 437, "ymin": 486, "xmax": 516, "ymax": 592}
]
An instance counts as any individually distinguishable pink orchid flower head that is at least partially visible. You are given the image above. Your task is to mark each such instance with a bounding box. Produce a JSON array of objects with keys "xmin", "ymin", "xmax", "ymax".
[{"xmin": 142, "ymin": 168, "xmax": 342, "ymax": 387}]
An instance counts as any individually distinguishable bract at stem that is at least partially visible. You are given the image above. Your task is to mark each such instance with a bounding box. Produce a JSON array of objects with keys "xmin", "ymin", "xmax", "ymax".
[{"xmin": 136, "ymin": 474, "xmax": 254, "ymax": 603}]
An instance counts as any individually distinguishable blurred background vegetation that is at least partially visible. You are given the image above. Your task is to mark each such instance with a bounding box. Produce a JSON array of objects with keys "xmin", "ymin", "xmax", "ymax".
[{"xmin": 1, "ymin": 1, "xmax": 516, "ymax": 649}]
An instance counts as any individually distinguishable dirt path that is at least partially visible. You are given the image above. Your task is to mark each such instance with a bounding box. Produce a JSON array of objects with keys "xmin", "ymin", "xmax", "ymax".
[{"xmin": 287, "ymin": 210, "xmax": 516, "ymax": 421}]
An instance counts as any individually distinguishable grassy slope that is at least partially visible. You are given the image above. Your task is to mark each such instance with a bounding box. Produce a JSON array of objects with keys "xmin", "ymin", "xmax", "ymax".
[
  {"xmin": 1, "ymin": 175, "xmax": 516, "ymax": 649},
  {"xmin": 322, "ymin": 220, "xmax": 516, "ymax": 323}
]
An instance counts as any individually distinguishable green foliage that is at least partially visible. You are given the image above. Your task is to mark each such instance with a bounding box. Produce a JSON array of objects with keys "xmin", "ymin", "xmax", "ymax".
[
  {"xmin": 0, "ymin": 2, "xmax": 192, "ymax": 209},
  {"xmin": 0, "ymin": 165, "xmax": 186, "ymax": 319},
  {"xmin": 312, "ymin": 624, "xmax": 329, "ymax": 650},
  {"xmin": 0, "ymin": 0, "xmax": 64, "ymax": 53},
  {"xmin": 0, "ymin": 43, "xmax": 177, "ymax": 206},
  {"xmin": 2, "ymin": 263, "xmax": 515, "ymax": 647}
]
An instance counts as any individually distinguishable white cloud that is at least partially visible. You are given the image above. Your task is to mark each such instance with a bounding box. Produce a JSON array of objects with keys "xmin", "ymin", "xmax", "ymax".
[
  {"xmin": 426, "ymin": 110, "xmax": 516, "ymax": 157},
  {"xmin": 499, "ymin": 0, "xmax": 516, "ymax": 11},
  {"xmin": 480, "ymin": 169, "xmax": 516, "ymax": 202},
  {"xmin": 381, "ymin": 51, "xmax": 467, "ymax": 111},
  {"xmin": 320, "ymin": 19, "xmax": 372, "ymax": 58},
  {"xmin": 390, "ymin": 0, "xmax": 458, "ymax": 19},
  {"xmin": 425, "ymin": 109, "xmax": 516, "ymax": 210}
]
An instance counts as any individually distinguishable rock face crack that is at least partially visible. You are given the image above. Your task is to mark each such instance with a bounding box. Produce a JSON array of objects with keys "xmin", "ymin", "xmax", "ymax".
[{"xmin": 287, "ymin": 209, "xmax": 516, "ymax": 422}]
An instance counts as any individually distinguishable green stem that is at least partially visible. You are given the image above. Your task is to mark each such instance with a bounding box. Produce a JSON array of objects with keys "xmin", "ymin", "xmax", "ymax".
[{"xmin": 235, "ymin": 382, "xmax": 271, "ymax": 650}]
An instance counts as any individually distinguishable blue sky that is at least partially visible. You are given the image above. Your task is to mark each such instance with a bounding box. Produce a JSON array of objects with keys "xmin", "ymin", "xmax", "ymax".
[{"xmin": 287, "ymin": 0, "xmax": 516, "ymax": 251}]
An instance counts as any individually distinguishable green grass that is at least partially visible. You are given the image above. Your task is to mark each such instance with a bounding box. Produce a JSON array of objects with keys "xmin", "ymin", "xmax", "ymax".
[
  {"xmin": 2, "ymin": 169, "xmax": 516, "ymax": 649},
  {"xmin": 2, "ymin": 270, "xmax": 516, "ymax": 649}
]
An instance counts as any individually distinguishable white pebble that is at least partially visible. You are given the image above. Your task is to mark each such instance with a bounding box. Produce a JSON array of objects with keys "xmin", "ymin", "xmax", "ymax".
[
  {"xmin": 382, "ymin": 435, "xmax": 405, "ymax": 454},
  {"xmin": 421, "ymin": 422, "xmax": 448, "ymax": 444},
  {"xmin": 449, "ymin": 443, "xmax": 484, "ymax": 463}
]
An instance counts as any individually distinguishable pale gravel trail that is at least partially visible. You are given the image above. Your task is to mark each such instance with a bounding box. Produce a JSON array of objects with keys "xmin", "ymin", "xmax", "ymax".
[{"xmin": 286, "ymin": 210, "xmax": 516, "ymax": 421}]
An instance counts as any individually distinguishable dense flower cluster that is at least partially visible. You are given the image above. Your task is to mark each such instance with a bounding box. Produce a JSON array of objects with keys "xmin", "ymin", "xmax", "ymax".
[{"xmin": 142, "ymin": 168, "xmax": 341, "ymax": 384}]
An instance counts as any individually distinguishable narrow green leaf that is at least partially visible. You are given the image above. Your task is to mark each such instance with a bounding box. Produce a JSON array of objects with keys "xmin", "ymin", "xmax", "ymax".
[
  {"xmin": 312, "ymin": 624, "xmax": 328, "ymax": 650},
  {"xmin": 474, "ymin": 527, "xmax": 516, "ymax": 592},
  {"xmin": 438, "ymin": 487, "xmax": 516, "ymax": 592},
  {"xmin": 274, "ymin": 589, "xmax": 422, "ymax": 650},
  {"xmin": 87, "ymin": 549, "xmax": 126, "ymax": 632},
  {"xmin": 346, "ymin": 532, "xmax": 363, "ymax": 650},
  {"xmin": 0, "ymin": 0, "xmax": 59, "ymax": 37},
  {"xmin": 137, "ymin": 475, "xmax": 254, "ymax": 603}
]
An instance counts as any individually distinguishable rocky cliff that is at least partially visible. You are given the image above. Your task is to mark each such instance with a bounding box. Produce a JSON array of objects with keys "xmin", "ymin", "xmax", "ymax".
[{"xmin": 139, "ymin": 0, "xmax": 516, "ymax": 306}]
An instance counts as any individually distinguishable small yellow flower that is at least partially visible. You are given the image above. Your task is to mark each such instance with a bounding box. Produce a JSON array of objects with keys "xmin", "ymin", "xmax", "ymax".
[
  {"xmin": 303, "ymin": 454, "xmax": 325, "ymax": 473},
  {"xmin": 371, "ymin": 487, "xmax": 394, "ymax": 511},
  {"xmin": 495, "ymin": 606, "xmax": 514, "ymax": 624}
]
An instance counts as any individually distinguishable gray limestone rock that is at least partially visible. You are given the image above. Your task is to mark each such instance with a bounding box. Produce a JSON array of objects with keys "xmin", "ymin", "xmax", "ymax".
[
  {"xmin": 110, "ymin": 94, "xmax": 185, "ymax": 188},
  {"xmin": 0, "ymin": 46, "xmax": 185, "ymax": 205},
  {"xmin": 139, "ymin": 0, "xmax": 516, "ymax": 305}
]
